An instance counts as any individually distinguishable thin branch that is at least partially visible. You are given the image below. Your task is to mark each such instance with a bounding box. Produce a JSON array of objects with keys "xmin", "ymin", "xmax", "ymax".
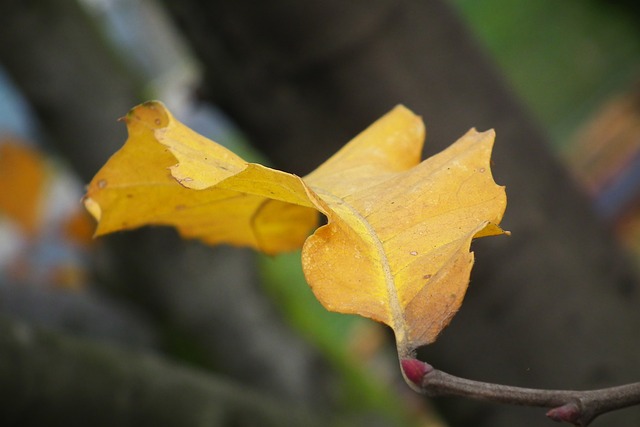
[{"xmin": 401, "ymin": 358, "xmax": 640, "ymax": 426}]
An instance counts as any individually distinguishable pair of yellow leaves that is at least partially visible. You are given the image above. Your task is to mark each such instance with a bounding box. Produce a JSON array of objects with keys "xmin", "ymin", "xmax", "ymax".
[{"xmin": 84, "ymin": 101, "xmax": 507, "ymax": 358}]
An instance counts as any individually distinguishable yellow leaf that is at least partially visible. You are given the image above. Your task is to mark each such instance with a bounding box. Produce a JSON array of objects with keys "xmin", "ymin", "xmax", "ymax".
[
  {"xmin": 302, "ymin": 122, "xmax": 506, "ymax": 356},
  {"xmin": 83, "ymin": 102, "xmax": 319, "ymax": 254},
  {"xmin": 84, "ymin": 101, "xmax": 507, "ymax": 356}
]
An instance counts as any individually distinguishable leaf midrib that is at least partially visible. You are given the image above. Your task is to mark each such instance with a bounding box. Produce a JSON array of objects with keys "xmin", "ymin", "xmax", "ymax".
[{"xmin": 313, "ymin": 188, "xmax": 409, "ymax": 353}]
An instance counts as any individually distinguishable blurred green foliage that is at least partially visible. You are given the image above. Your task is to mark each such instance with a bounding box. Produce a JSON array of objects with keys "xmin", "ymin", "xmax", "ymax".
[
  {"xmin": 452, "ymin": 0, "xmax": 640, "ymax": 148},
  {"xmin": 260, "ymin": 252, "xmax": 424, "ymax": 426}
]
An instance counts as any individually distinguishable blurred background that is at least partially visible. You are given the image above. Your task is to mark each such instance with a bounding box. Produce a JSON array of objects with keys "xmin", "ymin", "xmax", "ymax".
[{"xmin": 1, "ymin": 1, "xmax": 640, "ymax": 426}]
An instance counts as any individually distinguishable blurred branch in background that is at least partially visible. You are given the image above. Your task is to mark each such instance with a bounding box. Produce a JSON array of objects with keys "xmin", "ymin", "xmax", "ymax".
[
  {"xmin": 0, "ymin": 315, "xmax": 322, "ymax": 427},
  {"xmin": 0, "ymin": 0, "xmax": 141, "ymax": 178}
]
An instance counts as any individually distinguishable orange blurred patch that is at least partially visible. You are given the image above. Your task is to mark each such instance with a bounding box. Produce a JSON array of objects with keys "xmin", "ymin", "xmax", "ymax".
[
  {"xmin": 0, "ymin": 140, "xmax": 48, "ymax": 236},
  {"xmin": 51, "ymin": 263, "xmax": 87, "ymax": 291},
  {"xmin": 63, "ymin": 208, "xmax": 97, "ymax": 246}
]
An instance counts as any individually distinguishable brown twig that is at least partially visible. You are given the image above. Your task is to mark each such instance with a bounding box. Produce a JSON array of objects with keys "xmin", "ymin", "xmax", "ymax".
[{"xmin": 401, "ymin": 358, "xmax": 640, "ymax": 426}]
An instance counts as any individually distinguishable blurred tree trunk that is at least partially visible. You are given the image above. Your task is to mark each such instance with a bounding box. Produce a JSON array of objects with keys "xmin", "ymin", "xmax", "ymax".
[
  {"xmin": 0, "ymin": 0, "xmax": 141, "ymax": 178},
  {"xmin": 162, "ymin": 1, "xmax": 640, "ymax": 426},
  {"xmin": 0, "ymin": 315, "xmax": 321, "ymax": 427},
  {"xmin": 0, "ymin": 0, "xmax": 335, "ymax": 424}
]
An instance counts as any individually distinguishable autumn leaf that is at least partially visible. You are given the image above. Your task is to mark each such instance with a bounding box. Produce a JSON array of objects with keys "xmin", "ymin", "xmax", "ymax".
[
  {"xmin": 84, "ymin": 102, "xmax": 319, "ymax": 254},
  {"xmin": 302, "ymin": 125, "xmax": 506, "ymax": 357},
  {"xmin": 84, "ymin": 101, "xmax": 507, "ymax": 357}
]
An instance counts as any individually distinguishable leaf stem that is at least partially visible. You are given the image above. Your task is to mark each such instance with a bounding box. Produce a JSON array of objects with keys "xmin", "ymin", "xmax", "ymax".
[{"xmin": 401, "ymin": 359, "xmax": 640, "ymax": 426}]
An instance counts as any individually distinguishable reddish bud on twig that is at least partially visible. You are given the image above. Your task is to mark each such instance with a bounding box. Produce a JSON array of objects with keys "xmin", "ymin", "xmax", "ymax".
[
  {"xmin": 401, "ymin": 358, "xmax": 433, "ymax": 387},
  {"xmin": 546, "ymin": 402, "xmax": 581, "ymax": 424}
]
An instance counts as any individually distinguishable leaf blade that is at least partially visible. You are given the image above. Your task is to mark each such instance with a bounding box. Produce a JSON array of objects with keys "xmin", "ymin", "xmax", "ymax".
[
  {"xmin": 302, "ymin": 120, "xmax": 507, "ymax": 356},
  {"xmin": 84, "ymin": 101, "xmax": 507, "ymax": 356},
  {"xmin": 84, "ymin": 101, "xmax": 318, "ymax": 254}
]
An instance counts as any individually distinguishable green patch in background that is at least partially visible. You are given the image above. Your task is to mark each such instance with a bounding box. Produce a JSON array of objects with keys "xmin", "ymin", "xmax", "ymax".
[
  {"xmin": 260, "ymin": 251, "xmax": 443, "ymax": 427},
  {"xmin": 451, "ymin": 0, "xmax": 640, "ymax": 149}
]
